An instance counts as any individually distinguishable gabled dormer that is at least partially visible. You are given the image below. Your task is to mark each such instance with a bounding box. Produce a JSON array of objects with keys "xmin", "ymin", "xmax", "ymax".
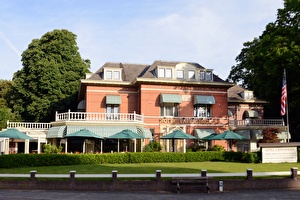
[
  {"xmin": 103, "ymin": 67, "xmax": 123, "ymax": 81},
  {"xmin": 239, "ymin": 90, "xmax": 254, "ymax": 100}
]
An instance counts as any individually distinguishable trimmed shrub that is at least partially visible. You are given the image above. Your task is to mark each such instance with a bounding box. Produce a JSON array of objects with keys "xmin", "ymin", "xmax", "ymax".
[{"xmin": 0, "ymin": 151, "xmax": 262, "ymax": 168}]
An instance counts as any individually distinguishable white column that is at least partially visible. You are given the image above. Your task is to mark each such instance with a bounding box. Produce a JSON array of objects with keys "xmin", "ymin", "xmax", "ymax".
[
  {"xmin": 83, "ymin": 140, "xmax": 86, "ymax": 153},
  {"xmin": 37, "ymin": 137, "xmax": 41, "ymax": 154},
  {"xmin": 4, "ymin": 138, "xmax": 9, "ymax": 154},
  {"xmin": 25, "ymin": 139, "xmax": 30, "ymax": 154},
  {"xmin": 117, "ymin": 139, "xmax": 120, "ymax": 153},
  {"xmin": 101, "ymin": 140, "xmax": 103, "ymax": 153},
  {"xmin": 134, "ymin": 139, "xmax": 137, "ymax": 152},
  {"xmin": 183, "ymin": 139, "xmax": 186, "ymax": 153},
  {"xmin": 65, "ymin": 139, "xmax": 68, "ymax": 153}
]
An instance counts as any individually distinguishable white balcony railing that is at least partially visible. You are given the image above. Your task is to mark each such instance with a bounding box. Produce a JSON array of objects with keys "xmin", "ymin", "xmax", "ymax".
[
  {"xmin": 55, "ymin": 110, "xmax": 144, "ymax": 123},
  {"xmin": 7, "ymin": 121, "xmax": 51, "ymax": 130},
  {"xmin": 229, "ymin": 119, "xmax": 284, "ymax": 127}
]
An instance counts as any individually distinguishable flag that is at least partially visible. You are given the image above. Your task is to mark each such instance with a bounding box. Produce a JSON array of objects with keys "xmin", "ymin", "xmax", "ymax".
[{"xmin": 280, "ymin": 73, "xmax": 287, "ymax": 116}]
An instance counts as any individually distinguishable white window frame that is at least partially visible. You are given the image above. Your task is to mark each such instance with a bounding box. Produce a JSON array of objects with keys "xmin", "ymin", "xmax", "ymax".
[
  {"xmin": 188, "ymin": 70, "xmax": 195, "ymax": 79},
  {"xmin": 194, "ymin": 104, "xmax": 212, "ymax": 118},
  {"xmin": 158, "ymin": 68, "xmax": 165, "ymax": 78},
  {"xmin": 160, "ymin": 103, "xmax": 179, "ymax": 117},
  {"xmin": 165, "ymin": 68, "xmax": 172, "ymax": 78},
  {"xmin": 177, "ymin": 70, "xmax": 184, "ymax": 79}
]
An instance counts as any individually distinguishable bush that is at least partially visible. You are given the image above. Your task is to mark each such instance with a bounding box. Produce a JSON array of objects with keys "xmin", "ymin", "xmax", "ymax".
[
  {"xmin": 0, "ymin": 151, "xmax": 261, "ymax": 168},
  {"xmin": 210, "ymin": 145, "xmax": 225, "ymax": 151},
  {"xmin": 143, "ymin": 141, "xmax": 162, "ymax": 152},
  {"xmin": 43, "ymin": 144, "xmax": 63, "ymax": 154}
]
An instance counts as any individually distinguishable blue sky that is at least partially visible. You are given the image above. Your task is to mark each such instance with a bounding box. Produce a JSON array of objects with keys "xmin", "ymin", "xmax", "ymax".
[{"xmin": 0, "ymin": 0, "xmax": 283, "ymax": 80}]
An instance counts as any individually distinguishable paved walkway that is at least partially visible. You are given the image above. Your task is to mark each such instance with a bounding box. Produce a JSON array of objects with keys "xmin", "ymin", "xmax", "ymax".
[{"xmin": 0, "ymin": 189, "xmax": 300, "ymax": 200}]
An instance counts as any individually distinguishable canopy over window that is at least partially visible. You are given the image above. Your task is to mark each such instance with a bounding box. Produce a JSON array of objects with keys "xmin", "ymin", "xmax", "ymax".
[
  {"xmin": 244, "ymin": 110, "xmax": 258, "ymax": 118},
  {"xmin": 194, "ymin": 129, "xmax": 215, "ymax": 139},
  {"xmin": 77, "ymin": 100, "xmax": 86, "ymax": 110},
  {"xmin": 194, "ymin": 95, "xmax": 215, "ymax": 105},
  {"xmin": 160, "ymin": 94, "xmax": 182, "ymax": 103},
  {"xmin": 106, "ymin": 95, "xmax": 121, "ymax": 105}
]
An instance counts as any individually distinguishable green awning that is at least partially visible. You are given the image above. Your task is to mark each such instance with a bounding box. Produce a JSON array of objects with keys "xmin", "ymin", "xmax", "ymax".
[
  {"xmin": 194, "ymin": 95, "xmax": 215, "ymax": 105},
  {"xmin": 251, "ymin": 130, "xmax": 263, "ymax": 140},
  {"xmin": 235, "ymin": 130, "xmax": 251, "ymax": 140},
  {"xmin": 106, "ymin": 95, "xmax": 121, "ymax": 104},
  {"xmin": 65, "ymin": 126, "xmax": 152, "ymax": 139},
  {"xmin": 244, "ymin": 110, "xmax": 258, "ymax": 118},
  {"xmin": 160, "ymin": 94, "xmax": 182, "ymax": 103},
  {"xmin": 47, "ymin": 126, "xmax": 66, "ymax": 138},
  {"xmin": 194, "ymin": 129, "xmax": 215, "ymax": 139},
  {"xmin": 77, "ymin": 100, "xmax": 86, "ymax": 110}
]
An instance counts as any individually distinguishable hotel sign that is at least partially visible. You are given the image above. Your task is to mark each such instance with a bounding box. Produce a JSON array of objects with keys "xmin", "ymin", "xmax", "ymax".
[{"xmin": 262, "ymin": 147, "xmax": 297, "ymax": 163}]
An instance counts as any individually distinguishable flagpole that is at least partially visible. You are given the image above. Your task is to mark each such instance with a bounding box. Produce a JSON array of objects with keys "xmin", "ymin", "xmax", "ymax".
[{"xmin": 284, "ymin": 69, "xmax": 290, "ymax": 142}]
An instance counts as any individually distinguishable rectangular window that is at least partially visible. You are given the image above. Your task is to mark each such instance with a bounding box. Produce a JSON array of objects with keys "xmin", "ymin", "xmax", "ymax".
[
  {"xmin": 113, "ymin": 71, "xmax": 120, "ymax": 80},
  {"xmin": 188, "ymin": 70, "xmax": 195, "ymax": 79},
  {"xmin": 206, "ymin": 71, "xmax": 212, "ymax": 81},
  {"xmin": 106, "ymin": 71, "xmax": 112, "ymax": 79},
  {"xmin": 165, "ymin": 68, "xmax": 172, "ymax": 78},
  {"xmin": 158, "ymin": 68, "xmax": 165, "ymax": 78},
  {"xmin": 177, "ymin": 70, "xmax": 184, "ymax": 79},
  {"xmin": 160, "ymin": 103, "xmax": 179, "ymax": 117},
  {"xmin": 194, "ymin": 104, "xmax": 211, "ymax": 118},
  {"xmin": 200, "ymin": 71, "xmax": 205, "ymax": 80},
  {"xmin": 106, "ymin": 104, "xmax": 120, "ymax": 119}
]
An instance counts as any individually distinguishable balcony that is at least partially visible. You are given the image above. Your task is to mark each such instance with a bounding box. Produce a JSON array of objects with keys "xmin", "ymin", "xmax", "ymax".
[
  {"xmin": 7, "ymin": 121, "xmax": 51, "ymax": 130},
  {"xmin": 55, "ymin": 110, "xmax": 144, "ymax": 124},
  {"xmin": 229, "ymin": 119, "xmax": 286, "ymax": 130}
]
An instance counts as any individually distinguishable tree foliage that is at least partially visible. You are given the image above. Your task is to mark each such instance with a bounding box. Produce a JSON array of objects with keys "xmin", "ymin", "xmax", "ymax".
[
  {"xmin": 0, "ymin": 80, "xmax": 21, "ymax": 130},
  {"xmin": 259, "ymin": 128, "xmax": 280, "ymax": 143},
  {"xmin": 227, "ymin": 0, "xmax": 300, "ymax": 139},
  {"xmin": 9, "ymin": 29, "xmax": 90, "ymax": 122}
]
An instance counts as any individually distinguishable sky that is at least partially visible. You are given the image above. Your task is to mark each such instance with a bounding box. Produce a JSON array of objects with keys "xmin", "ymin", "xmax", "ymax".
[{"xmin": 0, "ymin": 0, "xmax": 284, "ymax": 80}]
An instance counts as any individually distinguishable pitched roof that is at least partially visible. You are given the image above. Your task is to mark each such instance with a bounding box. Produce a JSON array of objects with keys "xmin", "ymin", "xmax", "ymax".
[
  {"xmin": 88, "ymin": 62, "xmax": 149, "ymax": 82},
  {"xmin": 87, "ymin": 60, "xmax": 227, "ymax": 83},
  {"xmin": 228, "ymin": 85, "xmax": 267, "ymax": 103}
]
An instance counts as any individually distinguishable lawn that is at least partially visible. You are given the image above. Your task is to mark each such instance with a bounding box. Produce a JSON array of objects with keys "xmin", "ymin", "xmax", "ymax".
[{"xmin": 0, "ymin": 162, "xmax": 299, "ymax": 174}]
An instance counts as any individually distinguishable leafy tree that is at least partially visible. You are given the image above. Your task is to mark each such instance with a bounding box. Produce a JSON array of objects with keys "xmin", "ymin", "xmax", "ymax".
[
  {"xmin": 227, "ymin": 0, "xmax": 300, "ymax": 140},
  {"xmin": 0, "ymin": 80, "xmax": 21, "ymax": 130},
  {"xmin": 9, "ymin": 29, "xmax": 90, "ymax": 122},
  {"xmin": 259, "ymin": 128, "xmax": 280, "ymax": 143}
]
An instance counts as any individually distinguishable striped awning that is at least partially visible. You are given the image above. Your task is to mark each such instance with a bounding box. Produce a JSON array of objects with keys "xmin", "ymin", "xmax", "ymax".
[
  {"xmin": 160, "ymin": 94, "xmax": 182, "ymax": 103},
  {"xmin": 194, "ymin": 95, "xmax": 215, "ymax": 105},
  {"xmin": 65, "ymin": 126, "xmax": 152, "ymax": 139},
  {"xmin": 194, "ymin": 129, "xmax": 215, "ymax": 139},
  {"xmin": 244, "ymin": 110, "xmax": 258, "ymax": 118},
  {"xmin": 106, "ymin": 95, "xmax": 121, "ymax": 104},
  {"xmin": 47, "ymin": 126, "xmax": 66, "ymax": 138}
]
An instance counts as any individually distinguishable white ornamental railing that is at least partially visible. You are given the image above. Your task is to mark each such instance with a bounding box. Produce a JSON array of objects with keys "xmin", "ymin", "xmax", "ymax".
[
  {"xmin": 55, "ymin": 110, "xmax": 144, "ymax": 123},
  {"xmin": 229, "ymin": 119, "xmax": 284, "ymax": 127},
  {"xmin": 7, "ymin": 121, "xmax": 51, "ymax": 129}
]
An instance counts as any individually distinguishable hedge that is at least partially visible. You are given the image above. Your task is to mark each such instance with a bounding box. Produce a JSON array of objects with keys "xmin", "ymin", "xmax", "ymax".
[{"xmin": 0, "ymin": 151, "xmax": 261, "ymax": 168}]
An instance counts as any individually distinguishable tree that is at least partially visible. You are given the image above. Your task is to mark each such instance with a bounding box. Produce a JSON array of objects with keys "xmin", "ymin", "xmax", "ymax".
[
  {"xmin": 9, "ymin": 29, "xmax": 90, "ymax": 122},
  {"xmin": 227, "ymin": 0, "xmax": 300, "ymax": 140},
  {"xmin": 0, "ymin": 80, "xmax": 21, "ymax": 130},
  {"xmin": 259, "ymin": 128, "xmax": 280, "ymax": 143}
]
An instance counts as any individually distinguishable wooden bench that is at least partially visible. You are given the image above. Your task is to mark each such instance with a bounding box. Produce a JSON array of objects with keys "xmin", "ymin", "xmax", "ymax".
[{"xmin": 172, "ymin": 177, "xmax": 211, "ymax": 193}]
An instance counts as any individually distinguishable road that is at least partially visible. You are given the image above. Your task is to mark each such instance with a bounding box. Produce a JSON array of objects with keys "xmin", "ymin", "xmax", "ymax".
[{"xmin": 0, "ymin": 189, "xmax": 299, "ymax": 200}]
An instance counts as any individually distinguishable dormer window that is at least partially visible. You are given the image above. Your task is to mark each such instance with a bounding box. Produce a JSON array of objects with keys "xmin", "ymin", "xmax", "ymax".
[
  {"xmin": 158, "ymin": 68, "xmax": 173, "ymax": 78},
  {"xmin": 177, "ymin": 70, "xmax": 184, "ymax": 79},
  {"xmin": 188, "ymin": 70, "xmax": 195, "ymax": 79},
  {"xmin": 104, "ymin": 69, "xmax": 122, "ymax": 80},
  {"xmin": 200, "ymin": 70, "xmax": 213, "ymax": 81}
]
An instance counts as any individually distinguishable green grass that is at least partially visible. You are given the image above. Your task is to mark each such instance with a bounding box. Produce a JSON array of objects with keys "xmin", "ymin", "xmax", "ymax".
[{"xmin": 0, "ymin": 162, "xmax": 299, "ymax": 174}]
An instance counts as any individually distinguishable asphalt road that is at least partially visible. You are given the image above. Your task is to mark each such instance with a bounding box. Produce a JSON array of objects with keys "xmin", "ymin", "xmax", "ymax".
[{"xmin": 0, "ymin": 189, "xmax": 299, "ymax": 200}]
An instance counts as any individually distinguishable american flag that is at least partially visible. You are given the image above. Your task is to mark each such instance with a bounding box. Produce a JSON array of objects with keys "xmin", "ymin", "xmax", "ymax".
[{"xmin": 281, "ymin": 73, "xmax": 287, "ymax": 116}]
